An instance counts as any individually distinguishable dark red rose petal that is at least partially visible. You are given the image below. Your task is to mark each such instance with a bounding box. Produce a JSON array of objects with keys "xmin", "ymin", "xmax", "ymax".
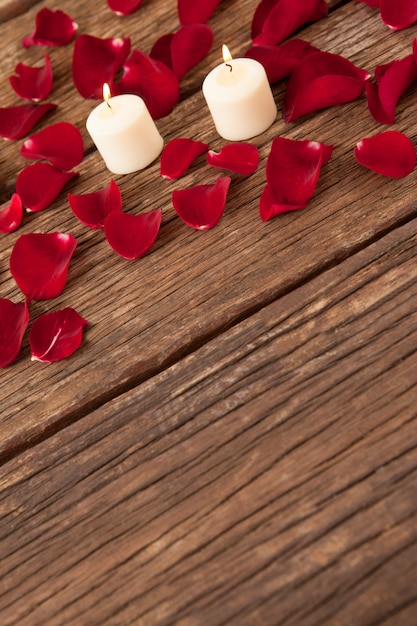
[
  {"xmin": 178, "ymin": 0, "xmax": 222, "ymax": 25},
  {"xmin": 68, "ymin": 180, "xmax": 122, "ymax": 229},
  {"xmin": 260, "ymin": 137, "xmax": 333, "ymax": 221},
  {"xmin": 30, "ymin": 307, "xmax": 88, "ymax": 363},
  {"xmin": 252, "ymin": 0, "xmax": 328, "ymax": 46},
  {"xmin": 283, "ymin": 51, "xmax": 370, "ymax": 122},
  {"xmin": 354, "ymin": 130, "xmax": 416, "ymax": 178},
  {"xmin": 259, "ymin": 184, "xmax": 308, "ymax": 221},
  {"xmin": 20, "ymin": 122, "xmax": 84, "ymax": 170},
  {"xmin": 380, "ymin": 0, "xmax": 417, "ymax": 29},
  {"xmin": 23, "ymin": 8, "xmax": 77, "ymax": 48},
  {"xmin": 244, "ymin": 39, "xmax": 320, "ymax": 83},
  {"xmin": 104, "ymin": 209, "xmax": 162, "ymax": 259},
  {"xmin": 151, "ymin": 24, "xmax": 213, "ymax": 80},
  {"xmin": 10, "ymin": 232, "xmax": 77, "ymax": 301},
  {"xmin": 206, "ymin": 143, "xmax": 259, "ymax": 175},
  {"xmin": 0, "ymin": 194, "xmax": 23, "ymax": 233},
  {"xmin": 149, "ymin": 34, "xmax": 174, "ymax": 71},
  {"xmin": 10, "ymin": 54, "xmax": 53, "ymax": 102},
  {"xmin": 0, "ymin": 298, "xmax": 29, "ymax": 368},
  {"xmin": 160, "ymin": 138, "xmax": 209, "ymax": 179},
  {"xmin": 0, "ymin": 103, "xmax": 56, "ymax": 140},
  {"xmin": 107, "ymin": 0, "xmax": 144, "ymax": 15},
  {"xmin": 114, "ymin": 49, "xmax": 180, "ymax": 119},
  {"xmin": 16, "ymin": 163, "xmax": 78, "ymax": 213},
  {"xmin": 172, "ymin": 176, "xmax": 231, "ymax": 230},
  {"xmin": 366, "ymin": 54, "xmax": 417, "ymax": 124},
  {"xmin": 72, "ymin": 34, "xmax": 131, "ymax": 99}
]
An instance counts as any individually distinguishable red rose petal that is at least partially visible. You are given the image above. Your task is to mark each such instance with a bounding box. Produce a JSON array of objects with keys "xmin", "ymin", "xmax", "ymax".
[
  {"xmin": 30, "ymin": 307, "xmax": 88, "ymax": 363},
  {"xmin": 149, "ymin": 34, "xmax": 174, "ymax": 71},
  {"xmin": 104, "ymin": 209, "xmax": 162, "ymax": 259},
  {"xmin": 72, "ymin": 34, "xmax": 131, "ymax": 99},
  {"xmin": 366, "ymin": 54, "xmax": 417, "ymax": 124},
  {"xmin": 0, "ymin": 103, "xmax": 56, "ymax": 140},
  {"xmin": 251, "ymin": 0, "xmax": 328, "ymax": 46},
  {"xmin": 260, "ymin": 137, "xmax": 333, "ymax": 221},
  {"xmin": 115, "ymin": 49, "xmax": 180, "ymax": 119},
  {"xmin": 244, "ymin": 39, "xmax": 320, "ymax": 83},
  {"xmin": 206, "ymin": 143, "xmax": 259, "ymax": 175},
  {"xmin": 151, "ymin": 24, "xmax": 213, "ymax": 81},
  {"xmin": 160, "ymin": 138, "xmax": 209, "ymax": 179},
  {"xmin": 0, "ymin": 194, "xmax": 23, "ymax": 233},
  {"xmin": 283, "ymin": 51, "xmax": 370, "ymax": 122},
  {"xmin": 259, "ymin": 184, "xmax": 308, "ymax": 221},
  {"xmin": 23, "ymin": 8, "xmax": 77, "ymax": 48},
  {"xmin": 172, "ymin": 176, "xmax": 231, "ymax": 230},
  {"xmin": 68, "ymin": 180, "xmax": 122, "ymax": 228},
  {"xmin": 16, "ymin": 163, "xmax": 78, "ymax": 213},
  {"xmin": 0, "ymin": 299, "xmax": 29, "ymax": 368},
  {"xmin": 10, "ymin": 54, "xmax": 53, "ymax": 102},
  {"xmin": 354, "ymin": 130, "xmax": 416, "ymax": 178},
  {"xmin": 178, "ymin": 0, "xmax": 222, "ymax": 25},
  {"xmin": 107, "ymin": 0, "xmax": 144, "ymax": 15},
  {"xmin": 10, "ymin": 232, "xmax": 77, "ymax": 301},
  {"xmin": 20, "ymin": 122, "xmax": 84, "ymax": 170},
  {"xmin": 380, "ymin": 0, "xmax": 417, "ymax": 30}
]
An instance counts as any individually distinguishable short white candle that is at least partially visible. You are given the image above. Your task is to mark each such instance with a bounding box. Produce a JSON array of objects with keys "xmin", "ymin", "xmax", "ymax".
[
  {"xmin": 86, "ymin": 84, "xmax": 164, "ymax": 175},
  {"xmin": 202, "ymin": 45, "xmax": 276, "ymax": 141}
]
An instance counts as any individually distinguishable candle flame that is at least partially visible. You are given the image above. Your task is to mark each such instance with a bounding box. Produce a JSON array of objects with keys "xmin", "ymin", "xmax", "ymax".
[
  {"xmin": 222, "ymin": 44, "xmax": 233, "ymax": 63},
  {"xmin": 103, "ymin": 82, "xmax": 111, "ymax": 104}
]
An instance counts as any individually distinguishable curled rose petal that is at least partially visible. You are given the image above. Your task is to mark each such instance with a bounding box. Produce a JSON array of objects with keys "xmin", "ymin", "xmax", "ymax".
[
  {"xmin": 23, "ymin": 8, "xmax": 77, "ymax": 48},
  {"xmin": 251, "ymin": 0, "xmax": 328, "ymax": 46},
  {"xmin": 0, "ymin": 194, "xmax": 23, "ymax": 233},
  {"xmin": 354, "ymin": 130, "xmax": 416, "ymax": 178},
  {"xmin": 366, "ymin": 54, "xmax": 417, "ymax": 124},
  {"xmin": 72, "ymin": 34, "xmax": 131, "ymax": 99},
  {"xmin": 10, "ymin": 232, "xmax": 77, "ymax": 301},
  {"xmin": 260, "ymin": 136, "xmax": 333, "ymax": 221},
  {"xmin": 16, "ymin": 163, "xmax": 78, "ymax": 213},
  {"xmin": 151, "ymin": 24, "xmax": 213, "ymax": 80},
  {"xmin": 178, "ymin": 0, "xmax": 222, "ymax": 24},
  {"xmin": 10, "ymin": 54, "xmax": 53, "ymax": 102},
  {"xmin": 0, "ymin": 299, "xmax": 29, "ymax": 368},
  {"xmin": 115, "ymin": 49, "xmax": 180, "ymax": 119},
  {"xmin": 244, "ymin": 39, "xmax": 320, "ymax": 83},
  {"xmin": 380, "ymin": 0, "xmax": 417, "ymax": 30},
  {"xmin": 104, "ymin": 209, "xmax": 162, "ymax": 259},
  {"xmin": 30, "ymin": 308, "xmax": 88, "ymax": 363},
  {"xmin": 206, "ymin": 143, "xmax": 259, "ymax": 175},
  {"xmin": 283, "ymin": 51, "xmax": 370, "ymax": 122},
  {"xmin": 172, "ymin": 176, "xmax": 231, "ymax": 230},
  {"xmin": 21, "ymin": 122, "xmax": 84, "ymax": 170},
  {"xmin": 107, "ymin": 0, "xmax": 144, "ymax": 15},
  {"xmin": 68, "ymin": 180, "xmax": 122, "ymax": 229},
  {"xmin": 0, "ymin": 103, "xmax": 56, "ymax": 140},
  {"xmin": 160, "ymin": 138, "xmax": 209, "ymax": 179}
]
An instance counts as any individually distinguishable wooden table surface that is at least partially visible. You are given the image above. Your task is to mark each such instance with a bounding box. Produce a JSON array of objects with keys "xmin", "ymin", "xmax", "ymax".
[{"xmin": 1, "ymin": 0, "xmax": 417, "ymax": 624}]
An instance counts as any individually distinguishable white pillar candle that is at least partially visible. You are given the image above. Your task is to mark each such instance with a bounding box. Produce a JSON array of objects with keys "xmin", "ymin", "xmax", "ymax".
[
  {"xmin": 86, "ymin": 84, "xmax": 164, "ymax": 175},
  {"xmin": 202, "ymin": 45, "xmax": 276, "ymax": 141}
]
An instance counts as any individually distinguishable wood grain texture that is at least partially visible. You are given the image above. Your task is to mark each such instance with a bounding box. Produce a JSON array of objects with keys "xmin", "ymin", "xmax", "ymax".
[
  {"xmin": 1, "ymin": 217, "xmax": 417, "ymax": 625},
  {"xmin": 1, "ymin": 0, "xmax": 417, "ymax": 457}
]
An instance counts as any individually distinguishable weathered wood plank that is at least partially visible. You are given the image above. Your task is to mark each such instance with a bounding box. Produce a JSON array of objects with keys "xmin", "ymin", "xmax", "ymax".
[
  {"xmin": 1, "ymin": 218, "xmax": 417, "ymax": 625},
  {"xmin": 1, "ymin": 0, "xmax": 417, "ymax": 456}
]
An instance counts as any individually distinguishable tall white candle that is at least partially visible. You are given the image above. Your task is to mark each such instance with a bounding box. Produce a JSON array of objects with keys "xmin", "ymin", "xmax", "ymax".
[
  {"xmin": 202, "ymin": 45, "xmax": 276, "ymax": 141},
  {"xmin": 86, "ymin": 84, "xmax": 164, "ymax": 175}
]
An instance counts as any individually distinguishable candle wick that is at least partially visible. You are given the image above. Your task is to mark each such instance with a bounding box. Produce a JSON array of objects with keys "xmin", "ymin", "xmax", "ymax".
[
  {"xmin": 225, "ymin": 63, "xmax": 232, "ymax": 72},
  {"xmin": 106, "ymin": 100, "xmax": 112, "ymax": 109}
]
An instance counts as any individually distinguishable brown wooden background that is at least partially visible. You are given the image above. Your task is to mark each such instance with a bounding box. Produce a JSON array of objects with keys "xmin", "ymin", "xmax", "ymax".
[{"xmin": 0, "ymin": 0, "xmax": 416, "ymax": 624}]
